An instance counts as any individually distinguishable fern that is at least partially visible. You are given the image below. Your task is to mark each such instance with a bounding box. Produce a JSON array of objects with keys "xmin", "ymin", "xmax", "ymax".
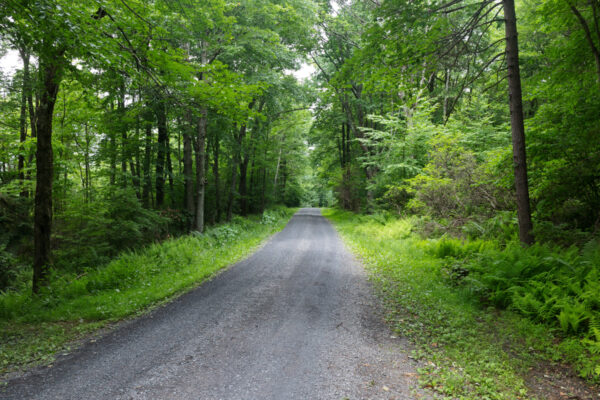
[
  {"xmin": 511, "ymin": 290, "xmax": 545, "ymax": 318},
  {"xmin": 588, "ymin": 316, "xmax": 600, "ymax": 342},
  {"xmin": 556, "ymin": 300, "xmax": 588, "ymax": 334}
]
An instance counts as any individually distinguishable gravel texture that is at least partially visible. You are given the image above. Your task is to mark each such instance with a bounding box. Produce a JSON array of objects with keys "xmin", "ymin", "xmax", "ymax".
[{"xmin": 2, "ymin": 208, "xmax": 423, "ymax": 400}]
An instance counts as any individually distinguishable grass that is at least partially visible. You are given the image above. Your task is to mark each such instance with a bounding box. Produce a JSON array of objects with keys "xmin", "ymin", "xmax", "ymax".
[
  {"xmin": 0, "ymin": 207, "xmax": 296, "ymax": 376},
  {"xmin": 323, "ymin": 208, "xmax": 597, "ymax": 399}
]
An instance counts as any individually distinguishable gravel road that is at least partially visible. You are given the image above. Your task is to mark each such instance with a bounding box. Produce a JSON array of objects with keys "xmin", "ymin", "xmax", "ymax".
[{"xmin": 2, "ymin": 208, "xmax": 422, "ymax": 400}]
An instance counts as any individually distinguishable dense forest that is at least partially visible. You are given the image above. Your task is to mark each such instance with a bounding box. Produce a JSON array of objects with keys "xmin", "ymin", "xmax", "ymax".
[
  {"xmin": 2, "ymin": 0, "xmax": 600, "ymax": 394},
  {"xmin": 0, "ymin": 0, "xmax": 318, "ymax": 293},
  {"xmin": 309, "ymin": 0, "xmax": 600, "ymax": 240}
]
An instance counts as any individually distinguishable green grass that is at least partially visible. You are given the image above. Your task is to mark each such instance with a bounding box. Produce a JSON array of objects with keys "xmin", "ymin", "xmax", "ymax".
[
  {"xmin": 323, "ymin": 208, "xmax": 594, "ymax": 399},
  {"xmin": 0, "ymin": 207, "xmax": 296, "ymax": 376}
]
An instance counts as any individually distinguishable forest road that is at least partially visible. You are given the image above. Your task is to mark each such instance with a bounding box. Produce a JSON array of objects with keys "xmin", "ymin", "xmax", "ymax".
[{"xmin": 2, "ymin": 208, "xmax": 422, "ymax": 400}]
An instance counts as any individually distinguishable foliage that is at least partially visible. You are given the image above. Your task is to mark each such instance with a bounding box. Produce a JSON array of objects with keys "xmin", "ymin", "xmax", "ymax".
[
  {"xmin": 0, "ymin": 194, "xmax": 31, "ymax": 291},
  {"xmin": 53, "ymin": 189, "xmax": 168, "ymax": 272},
  {"xmin": 308, "ymin": 0, "xmax": 600, "ymax": 244},
  {"xmin": 517, "ymin": 0, "xmax": 600, "ymax": 232},
  {"xmin": 357, "ymin": 94, "xmax": 435, "ymax": 208},
  {"xmin": 431, "ymin": 236, "xmax": 600, "ymax": 380},
  {"xmin": 407, "ymin": 132, "xmax": 511, "ymax": 222},
  {"xmin": 0, "ymin": 0, "xmax": 317, "ymax": 293}
]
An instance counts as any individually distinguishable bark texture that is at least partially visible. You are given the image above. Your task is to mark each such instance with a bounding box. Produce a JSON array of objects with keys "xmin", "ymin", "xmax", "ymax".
[
  {"xmin": 142, "ymin": 121, "xmax": 152, "ymax": 208},
  {"xmin": 212, "ymin": 136, "xmax": 221, "ymax": 223},
  {"xmin": 18, "ymin": 48, "xmax": 30, "ymax": 197},
  {"xmin": 183, "ymin": 121, "xmax": 194, "ymax": 230},
  {"xmin": 33, "ymin": 57, "xmax": 64, "ymax": 293},
  {"xmin": 503, "ymin": 0, "xmax": 534, "ymax": 245},
  {"xmin": 194, "ymin": 109, "xmax": 207, "ymax": 232},
  {"xmin": 155, "ymin": 101, "xmax": 168, "ymax": 208}
]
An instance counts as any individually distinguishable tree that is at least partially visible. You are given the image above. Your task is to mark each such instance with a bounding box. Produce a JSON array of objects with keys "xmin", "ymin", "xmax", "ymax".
[
  {"xmin": 1, "ymin": 2, "xmax": 77, "ymax": 292},
  {"xmin": 344, "ymin": 0, "xmax": 535, "ymax": 243},
  {"xmin": 503, "ymin": 0, "xmax": 534, "ymax": 244},
  {"xmin": 0, "ymin": 0, "xmax": 395, "ymax": 296}
]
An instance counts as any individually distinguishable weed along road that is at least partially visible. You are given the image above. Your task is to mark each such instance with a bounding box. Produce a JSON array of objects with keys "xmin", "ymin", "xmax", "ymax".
[{"xmin": 2, "ymin": 208, "xmax": 420, "ymax": 400}]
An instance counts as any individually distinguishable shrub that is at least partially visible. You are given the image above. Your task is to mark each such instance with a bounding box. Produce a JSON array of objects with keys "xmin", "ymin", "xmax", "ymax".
[
  {"xmin": 407, "ymin": 134, "xmax": 511, "ymax": 221},
  {"xmin": 53, "ymin": 189, "xmax": 168, "ymax": 272},
  {"xmin": 0, "ymin": 194, "xmax": 32, "ymax": 291},
  {"xmin": 427, "ymin": 237, "xmax": 600, "ymax": 379},
  {"xmin": 207, "ymin": 224, "xmax": 240, "ymax": 245},
  {"xmin": 0, "ymin": 243, "xmax": 18, "ymax": 291}
]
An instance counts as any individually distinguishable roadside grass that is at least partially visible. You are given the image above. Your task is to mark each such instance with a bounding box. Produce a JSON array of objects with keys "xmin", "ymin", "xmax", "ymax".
[
  {"xmin": 0, "ymin": 207, "xmax": 296, "ymax": 376},
  {"xmin": 324, "ymin": 208, "xmax": 596, "ymax": 399}
]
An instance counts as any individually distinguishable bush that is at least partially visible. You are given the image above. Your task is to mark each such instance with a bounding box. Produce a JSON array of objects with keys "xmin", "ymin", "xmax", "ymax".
[
  {"xmin": 53, "ymin": 189, "xmax": 168, "ymax": 272},
  {"xmin": 326, "ymin": 208, "xmax": 600, "ymax": 381},
  {"xmin": 207, "ymin": 224, "xmax": 240, "ymax": 245},
  {"xmin": 103, "ymin": 189, "xmax": 167, "ymax": 250},
  {"xmin": 461, "ymin": 211, "xmax": 519, "ymax": 244},
  {"xmin": 0, "ymin": 243, "xmax": 18, "ymax": 291},
  {"xmin": 425, "ymin": 237, "xmax": 600, "ymax": 379},
  {"xmin": 407, "ymin": 134, "xmax": 511, "ymax": 222},
  {"xmin": 283, "ymin": 182, "xmax": 304, "ymax": 207},
  {"xmin": 0, "ymin": 194, "xmax": 32, "ymax": 291}
]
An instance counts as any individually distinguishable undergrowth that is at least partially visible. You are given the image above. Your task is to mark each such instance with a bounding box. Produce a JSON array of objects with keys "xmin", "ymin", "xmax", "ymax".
[
  {"xmin": 0, "ymin": 207, "xmax": 295, "ymax": 376},
  {"xmin": 324, "ymin": 208, "xmax": 600, "ymax": 399}
]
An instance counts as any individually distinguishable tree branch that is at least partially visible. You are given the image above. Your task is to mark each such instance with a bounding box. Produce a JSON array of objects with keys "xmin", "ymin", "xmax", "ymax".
[{"xmin": 567, "ymin": 1, "xmax": 600, "ymax": 55}]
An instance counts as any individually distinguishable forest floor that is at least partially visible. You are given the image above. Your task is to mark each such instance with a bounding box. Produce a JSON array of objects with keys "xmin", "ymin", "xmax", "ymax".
[
  {"xmin": 1, "ymin": 208, "xmax": 426, "ymax": 399},
  {"xmin": 324, "ymin": 208, "xmax": 600, "ymax": 400}
]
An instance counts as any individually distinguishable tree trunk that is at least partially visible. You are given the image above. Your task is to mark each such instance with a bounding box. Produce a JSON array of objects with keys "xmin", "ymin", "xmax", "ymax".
[
  {"xmin": 239, "ymin": 155, "xmax": 249, "ymax": 216},
  {"xmin": 226, "ymin": 100, "xmax": 256, "ymax": 220},
  {"xmin": 118, "ymin": 86, "xmax": 127, "ymax": 188},
  {"xmin": 260, "ymin": 166, "xmax": 267, "ymax": 213},
  {"xmin": 183, "ymin": 118, "xmax": 194, "ymax": 229},
  {"xmin": 193, "ymin": 45, "xmax": 209, "ymax": 230},
  {"xmin": 142, "ymin": 121, "xmax": 152, "ymax": 208},
  {"xmin": 212, "ymin": 135, "xmax": 221, "ymax": 223},
  {"xmin": 238, "ymin": 101, "xmax": 263, "ymax": 215},
  {"xmin": 249, "ymin": 158, "xmax": 256, "ymax": 213},
  {"xmin": 33, "ymin": 57, "xmax": 64, "ymax": 294},
  {"xmin": 120, "ymin": 132, "xmax": 127, "ymax": 188},
  {"xmin": 166, "ymin": 141, "xmax": 174, "ymax": 205},
  {"xmin": 503, "ymin": 0, "xmax": 534, "ymax": 245},
  {"xmin": 27, "ymin": 78, "xmax": 37, "ymax": 140},
  {"xmin": 18, "ymin": 47, "xmax": 30, "ymax": 197},
  {"xmin": 226, "ymin": 127, "xmax": 243, "ymax": 222},
  {"xmin": 155, "ymin": 101, "xmax": 167, "ymax": 208},
  {"xmin": 273, "ymin": 147, "xmax": 282, "ymax": 191},
  {"xmin": 131, "ymin": 114, "xmax": 141, "ymax": 198},
  {"xmin": 227, "ymin": 122, "xmax": 250, "ymax": 221},
  {"xmin": 109, "ymin": 102, "xmax": 117, "ymax": 186},
  {"xmin": 281, "ymin": 159, "xmax": 287, "ymax": 193},
  {"xmin": 130, "ymin": 159, "xmax": 139, "ymax": 197},
  {"xmin": 338, "ymin": 123, "xmax": 346, "ymax": 168},
  {"xmin": 194, "ymin": 109, "xmax": 207, "ymax": 232},
  {"xmin": 84, "ymin": 122, "xmax": 91, "ymax": 203},
  {"xmin": 177, "ymin": 120, "xmax": 182, "ymax": 175}
]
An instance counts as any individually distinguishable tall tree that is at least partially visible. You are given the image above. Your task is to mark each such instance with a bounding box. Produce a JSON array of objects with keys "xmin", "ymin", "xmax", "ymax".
[{"xmin": 503, "ymin": 0, "xmax": 534, "ymax": 244}]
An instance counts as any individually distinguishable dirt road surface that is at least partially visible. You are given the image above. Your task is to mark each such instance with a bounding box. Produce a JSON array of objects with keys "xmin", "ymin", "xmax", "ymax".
[{"xmin": 2, "ymin": 208, "xmax": 422, "ymax": 400}]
